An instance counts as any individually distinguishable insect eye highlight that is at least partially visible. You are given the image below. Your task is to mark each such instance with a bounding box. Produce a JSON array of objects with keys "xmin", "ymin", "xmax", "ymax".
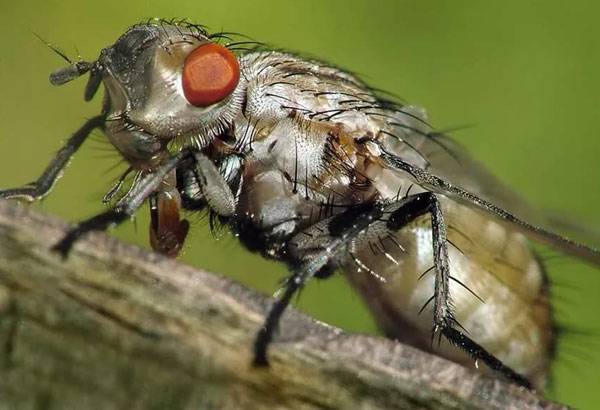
[{"xmin": 181, "ymin": 43, "xmax": 240, "ymax": 107}]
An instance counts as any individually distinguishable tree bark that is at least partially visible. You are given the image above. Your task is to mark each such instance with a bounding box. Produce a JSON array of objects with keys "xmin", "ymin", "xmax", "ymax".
[{"xmin": 0, "ymin": 201, "xmax": 565, "ymax": 409}]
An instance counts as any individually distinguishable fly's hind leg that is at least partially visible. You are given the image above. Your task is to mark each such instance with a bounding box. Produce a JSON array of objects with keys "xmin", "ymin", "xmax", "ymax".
[
  {"xmin": 0, "ymin": 116, "xmax": 104, "ymax": 201},
  {"xmin": 386, "ymin": 192, "xmax": 532, "ymax": 388}
]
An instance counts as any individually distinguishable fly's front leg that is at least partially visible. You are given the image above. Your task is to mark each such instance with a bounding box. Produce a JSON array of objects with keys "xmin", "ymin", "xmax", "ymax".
[
  {"xmin": 387, "ymin": 192, "xmax": 531, "ymax": 388},
  {"xmin": 0, "ymin": 116, "xmax": 104, "ymax": 201},
  {"xmin": 52, "ymin": 150, "xmax": 188, "ymax": 257},
  {"xmin": 192, "ymin": 152, "xmax": 236, "ymax": 217}
]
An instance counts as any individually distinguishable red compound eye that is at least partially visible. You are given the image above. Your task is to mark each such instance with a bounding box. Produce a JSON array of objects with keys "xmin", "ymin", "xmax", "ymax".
[{"xmin": 182, "ymin": 43, "xmax": 240, "ymax": 107}]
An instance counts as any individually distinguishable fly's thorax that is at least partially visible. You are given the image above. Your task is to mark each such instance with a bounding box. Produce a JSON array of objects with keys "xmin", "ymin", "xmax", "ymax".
[
  {"xmin": 233, "ymin": 115, "xmax": 387, "ymax": 244},
  {"xmin": 97, "ymin": 21, "xmax": 245, "ymax": 166},
  {"xmin": 220, "ymin": 50, "xmax": 438, "ymax": 235}
]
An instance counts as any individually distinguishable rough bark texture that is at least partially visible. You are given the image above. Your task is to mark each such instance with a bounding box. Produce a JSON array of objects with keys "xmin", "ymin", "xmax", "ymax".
[{"xmin": 0, "ymin": 201, "xmax": 566, "ymax": 409}]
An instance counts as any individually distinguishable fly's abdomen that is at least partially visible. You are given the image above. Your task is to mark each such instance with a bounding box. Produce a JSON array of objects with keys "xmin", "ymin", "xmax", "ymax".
[{"xmin": 342, "ymin": 198, "xmax": 554, "ymax": 388}]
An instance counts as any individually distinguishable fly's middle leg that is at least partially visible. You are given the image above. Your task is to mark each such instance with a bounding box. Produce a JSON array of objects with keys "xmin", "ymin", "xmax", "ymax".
[
  {"xmin": 253, "ymin": 202, "xmax": 386, "ymax": 367},
  {"xmin": 0, "ymin": 116, "xmax": 104, "ymax": 201}
]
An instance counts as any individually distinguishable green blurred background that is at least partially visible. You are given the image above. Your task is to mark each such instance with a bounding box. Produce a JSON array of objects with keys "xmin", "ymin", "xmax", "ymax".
[{"xmin": 1, "ymin": 0, "xmax": 599, "ymax": 407}]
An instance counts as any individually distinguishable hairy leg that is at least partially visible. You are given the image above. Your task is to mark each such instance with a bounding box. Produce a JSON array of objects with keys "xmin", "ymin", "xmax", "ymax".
[
  {"xmin": 253, "ymin": 202, "xmax": 386, "ymax": 366},
  {"xmin": 0, "ymin": 116, "xmax": 104, "ymax": 201},
  {"xmin": 387, "ymin": 192, "xmax": 531, "ymax": 388},
  {"xmin": 254, "ymin": 193, "xmax": 531, "ymax": 388}
]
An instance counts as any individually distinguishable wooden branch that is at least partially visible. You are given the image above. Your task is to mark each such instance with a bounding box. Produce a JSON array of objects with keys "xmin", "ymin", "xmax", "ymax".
[{"xmin": 0, "ymin": 201, "xmax": 565, "ymax": 409}]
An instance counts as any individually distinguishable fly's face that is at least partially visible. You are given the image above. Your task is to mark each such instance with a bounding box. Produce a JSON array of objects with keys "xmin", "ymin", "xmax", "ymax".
[{"xmin": 69, "ymin": 21, "xmax": 244, "ymax": 167}]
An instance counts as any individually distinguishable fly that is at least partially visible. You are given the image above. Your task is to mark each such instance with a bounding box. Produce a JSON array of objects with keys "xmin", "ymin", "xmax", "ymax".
[{"xmin": 1, "ymin": 19, "xmax": 599, "ymax": 391}]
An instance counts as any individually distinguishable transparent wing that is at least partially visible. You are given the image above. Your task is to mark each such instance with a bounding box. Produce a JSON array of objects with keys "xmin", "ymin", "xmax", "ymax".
[{"xmin": 377, "ymin": 105, "xmax": 600, "ymax": 264}]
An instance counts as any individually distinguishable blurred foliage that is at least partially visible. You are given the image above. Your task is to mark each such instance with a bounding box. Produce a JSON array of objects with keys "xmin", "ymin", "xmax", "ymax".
[{"xmin": 0, "ymin": 1, "xmax": 599, "ymax": 407}]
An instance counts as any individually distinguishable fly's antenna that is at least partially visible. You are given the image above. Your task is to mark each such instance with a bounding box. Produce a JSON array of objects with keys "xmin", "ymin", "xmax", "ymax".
[
  {"xmin": 32, "ymin": 32, "xmax": 91, "ymax": 84},
  {"xmin": 32, "ymin": 32, "xmax": 74, "ymax": 64},
  {"xmin": 32, "ymin": 32, "xmax": 101, "ymax": 101},
  {"xmin": 49, "ymin": 60, "xmax": 95, "ymax": 86}
]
